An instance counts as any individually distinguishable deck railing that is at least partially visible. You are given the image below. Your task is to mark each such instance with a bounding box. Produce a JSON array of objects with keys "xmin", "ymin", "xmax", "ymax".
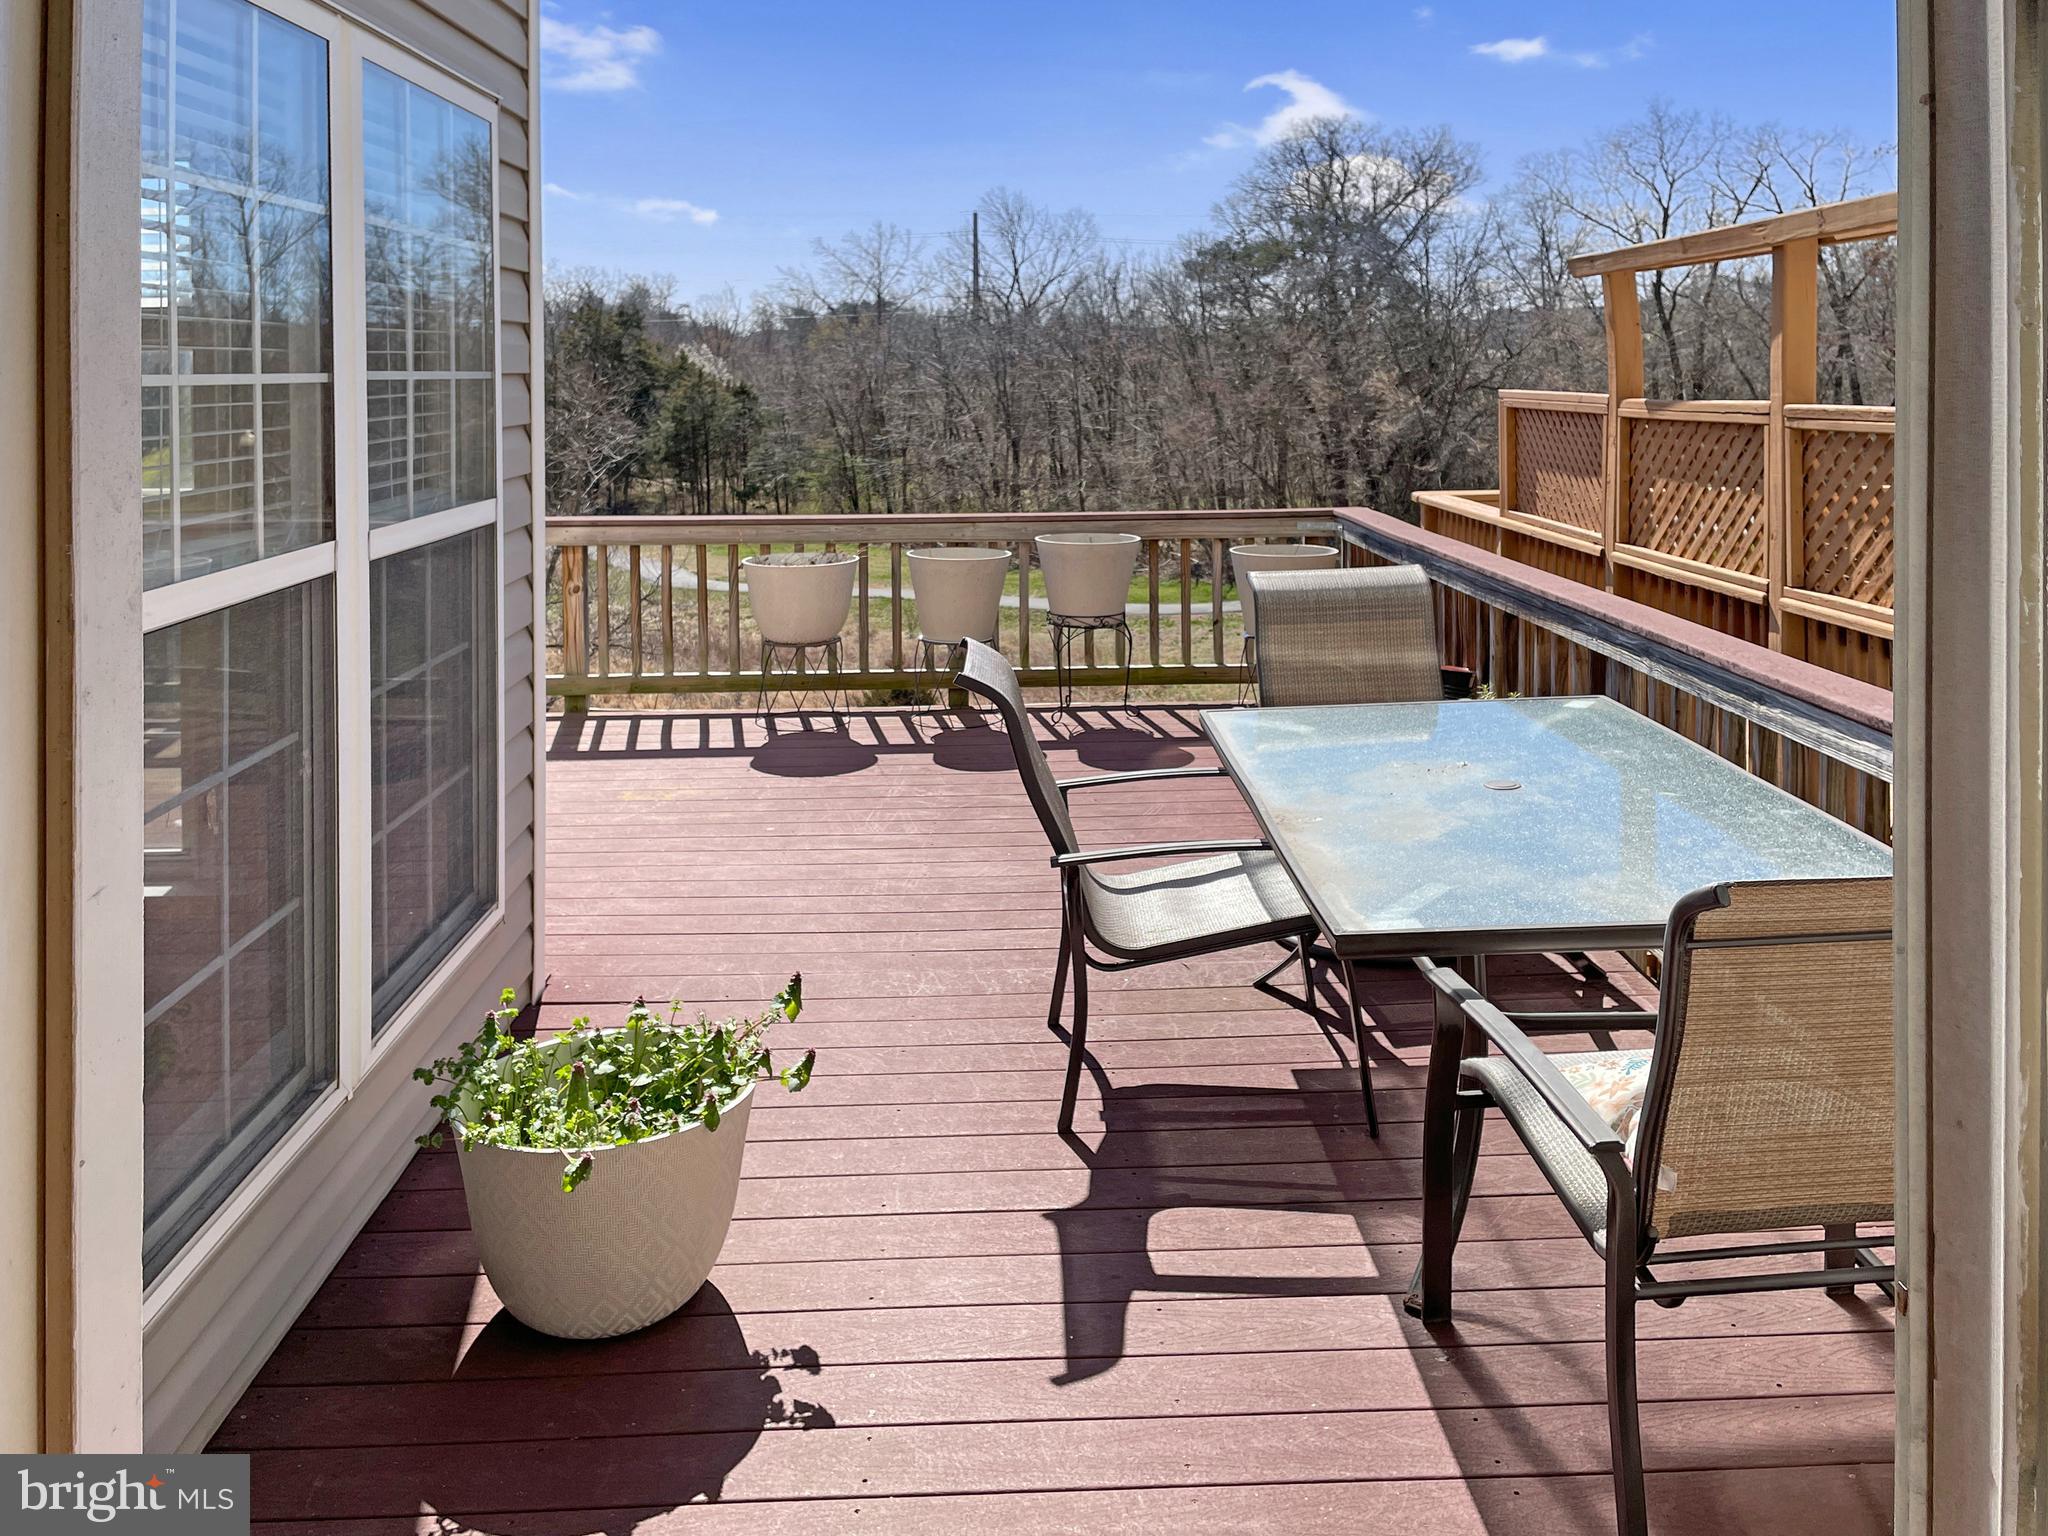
[
  {"xmin": 1419, "ymin": 392, "xmax": 1895, "ymax": 689},
  {"xmin": 1338, "ymin": 507, "xmax": 1892, "ymax": 841},
  {"xmin": 545, "ymin": 508, "xmax": 1337, "ymax": 705},
  {"xmin": 539, "ymin": 502, "xmax": 1893, "ymax": 842},
  {"xmin": 1419, "ymin": 194, "xmax": 1899, "ymax": 692}
]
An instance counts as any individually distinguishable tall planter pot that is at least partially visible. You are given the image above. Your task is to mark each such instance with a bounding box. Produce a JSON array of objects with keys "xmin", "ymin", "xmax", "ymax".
[
  {"xmin": 743, "ymin": 551, "xmax": 860, "ymax": 647},
  {"xmin": 1229, "ymin": 543, "xmax": 1340, "ymax": 642},
  {"xmin": 458, "ymin": 1086, "xmax": 754, "ymax": 1339},
  {"xmin": 1035, "ymin": 532, "xmax": 1139, "ymax": 620},
  {"xmin": 905, "ymin": 546, "xmax": 1011, "ymax": 645}
]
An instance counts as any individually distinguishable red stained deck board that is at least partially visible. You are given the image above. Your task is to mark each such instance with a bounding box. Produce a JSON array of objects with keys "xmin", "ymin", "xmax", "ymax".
[
  {"xmin": 251, "ymin": 1464, "xmax": 1892, "ymax": 1536},
  {"xmin": 216, "ymin": 1333, "xmax": 1892, "ymax": 1452},
  {"xmin": 242, "ymin": 1394, "xmax": 1890, "ymax": 1521},
  {"xmin": 213, "ymin": 706, "xmax": 1892, "ymax": 1533}
]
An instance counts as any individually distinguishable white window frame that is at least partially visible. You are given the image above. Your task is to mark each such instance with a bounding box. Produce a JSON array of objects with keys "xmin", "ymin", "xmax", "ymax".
[
  {"xmin": 140, "ymin": 0, "xmax": 506, "ymax": 1318},
  {"xmin": 341, "ymin": 26, "xmax": 506, "ymax": 1080}
]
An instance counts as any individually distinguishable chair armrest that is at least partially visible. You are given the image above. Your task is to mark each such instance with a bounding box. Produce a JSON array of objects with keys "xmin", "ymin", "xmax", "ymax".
[
  {"xmin": 1502, "ymin": 1009, "xmax": 1658, "ymax": 1032},
  {"xmin": 1418, "ymin": 961, "xmax": 1625, "ymax": 1154},
  {"xmin": 1055, "ymin": 765, "xmax": 1231, "ymax": 797},
  {"xmin": 1053, "ymin": 838, "xmax": 1268, "ymax": 869}
]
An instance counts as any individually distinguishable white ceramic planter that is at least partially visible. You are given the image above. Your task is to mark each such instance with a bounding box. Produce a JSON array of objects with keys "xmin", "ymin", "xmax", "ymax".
[
  {"xmin": 1229, "ymin": 543, "xmax": 1341, "ymax": 639},
  {"xmin": 906, "ymin": 547, "xmax": 1011, "ymax": 645},
  {"xmin": 1035, "ymin": 532, "xmax": 1139, "ymax": 620},
  {"xmin": 743, "ymin": 552, "xmax": 859, "ymax": 646},
  {"xmin": 458, "ymin": 1087, "xmax": 754, "ymax": 1339}
]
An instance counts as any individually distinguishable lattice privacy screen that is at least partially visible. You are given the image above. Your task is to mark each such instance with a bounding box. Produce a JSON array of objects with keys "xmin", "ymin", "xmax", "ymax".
[
  {"xmin": 1627, "ymin": 418, "xmax": 1768, "ymax": 576},
  {"xmin": 1800, "ymin": 429, "xmax": 1895, "ymax": 607},
  {"xmin": 1513, "ymin": 409, "xmax": 1605, "ymax": 532}
]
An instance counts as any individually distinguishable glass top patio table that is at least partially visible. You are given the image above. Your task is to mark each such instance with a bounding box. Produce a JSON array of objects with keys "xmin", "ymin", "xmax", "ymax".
[{"xmin": 1201, "ymin": 695, "xmax": 1893, "ymax": 959}]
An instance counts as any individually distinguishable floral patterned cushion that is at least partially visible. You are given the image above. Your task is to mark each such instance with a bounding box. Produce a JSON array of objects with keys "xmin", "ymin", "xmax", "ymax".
[{"xmin": 1552, "ymin": 1048, "xmax": 1654, "ymax": 1150}]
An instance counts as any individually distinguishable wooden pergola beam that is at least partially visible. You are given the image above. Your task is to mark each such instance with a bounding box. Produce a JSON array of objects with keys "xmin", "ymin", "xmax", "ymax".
[{"xmin": 1566, "ymin": 192, "xmax": 1899, "ymax": 278}]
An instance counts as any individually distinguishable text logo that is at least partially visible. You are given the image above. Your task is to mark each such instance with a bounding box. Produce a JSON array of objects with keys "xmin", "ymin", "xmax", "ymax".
[{"xmin": 3, "ymin": 1456, "xmax": 249, "ymax": 1535}]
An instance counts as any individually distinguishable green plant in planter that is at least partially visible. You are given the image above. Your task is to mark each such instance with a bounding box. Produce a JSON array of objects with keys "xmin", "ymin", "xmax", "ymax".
[{"xmin": 415, "ymin": 974, "xmax": 816, "ymax": 1192}]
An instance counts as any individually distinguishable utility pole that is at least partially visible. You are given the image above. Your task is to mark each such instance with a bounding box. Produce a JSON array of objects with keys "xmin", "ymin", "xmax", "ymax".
[{"xmin": 970, "ymin": 209, "xmax": 981, "ymax": 319}]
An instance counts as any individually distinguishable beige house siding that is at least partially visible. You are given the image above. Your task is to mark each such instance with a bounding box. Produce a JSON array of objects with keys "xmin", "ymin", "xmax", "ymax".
[{"xmin": 141, "ymin": 0, "xmax": 542, "ymax": 1452}]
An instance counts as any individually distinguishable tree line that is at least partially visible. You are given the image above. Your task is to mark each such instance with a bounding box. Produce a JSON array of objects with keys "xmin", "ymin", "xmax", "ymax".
[{"xmin": 543, "ymin": 104, "xmax": 1895, "ymax": 524}]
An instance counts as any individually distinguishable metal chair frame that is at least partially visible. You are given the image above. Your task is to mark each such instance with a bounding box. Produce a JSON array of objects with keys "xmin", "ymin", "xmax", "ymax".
[
  {"xmin": 953, "ymin": 640, "xmax": 1376, "ymax": 1135},
  {"xmin": 1407, "ymin": 882, "xmax": 1895, "ymax": 1536}
]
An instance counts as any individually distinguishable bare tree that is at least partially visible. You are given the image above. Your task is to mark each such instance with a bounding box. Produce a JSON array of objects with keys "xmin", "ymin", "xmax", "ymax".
[{"xmin": 537, "ymin": 106, "xmax": 1895, "ymax": 525}]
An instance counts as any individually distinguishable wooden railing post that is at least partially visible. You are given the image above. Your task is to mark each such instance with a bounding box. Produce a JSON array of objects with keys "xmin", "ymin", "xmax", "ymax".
[
  {"xmin": 1496, "ymin": 395, "xmax": 1519, "ymax": 558},
  {"xmin": 627, "ymin": 543, "xmax": 643, "ymax": 676},
  {"xmin": 1600, "ymin": 271, "xmax": 1644, "ymax": 599},
  {"xmin": 1767, "ymin": 235, "xmax": 1819, "ymax": 659},
  {"xmin": 559, "ymin": 543, "xmax": 589, "ymax": 714}
]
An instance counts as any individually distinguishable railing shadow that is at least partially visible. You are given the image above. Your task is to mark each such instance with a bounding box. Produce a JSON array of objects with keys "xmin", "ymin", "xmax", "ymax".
[{"xmin": 544, "ymin": 704, "xmax": 1213, "ymax": 776}]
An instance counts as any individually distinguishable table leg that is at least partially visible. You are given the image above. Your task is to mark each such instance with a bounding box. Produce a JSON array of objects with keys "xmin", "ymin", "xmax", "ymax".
[
  {"xmin": 1336, "ymin": 958, "xmax": 1379, "ymax": 1138},
  {"xmin": 1407, "ymin": 956, "xmax": 1486, "ymax": 1322}
]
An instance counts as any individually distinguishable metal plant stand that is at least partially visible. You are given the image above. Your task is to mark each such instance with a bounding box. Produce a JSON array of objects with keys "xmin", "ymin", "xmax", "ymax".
[
  {"xmin": 756, "ymin": 637, "xmax": 844, "ymax": 720},
  {"xmin": 1048, "ymin": 613, "xmax": 1132, "ymax": 713},
  {"xmin": 911, "ymin": 635, "xmax": 986, "ymax": 710}
]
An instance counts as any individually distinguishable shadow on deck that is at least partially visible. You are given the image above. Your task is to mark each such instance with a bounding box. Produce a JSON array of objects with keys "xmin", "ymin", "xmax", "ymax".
[{"xmin": 213, "ymin": 705, "xmax": 1894, "ymax": 1535}]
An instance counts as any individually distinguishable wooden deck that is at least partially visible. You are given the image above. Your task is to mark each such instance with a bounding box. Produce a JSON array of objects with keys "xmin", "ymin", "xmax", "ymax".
[{"xmin": 216, "ymin": 705, "xmax": 1895, "ymax": 1534}]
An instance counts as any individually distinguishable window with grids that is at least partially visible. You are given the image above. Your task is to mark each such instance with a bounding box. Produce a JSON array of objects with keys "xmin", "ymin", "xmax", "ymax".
[
  {"xmin": 140, "ymin": 0, "xmax": 340, "ymax": 1287},
  {"xmin": 370, "ymin": 528, "xmax": 497, "ymax": 1032},
  {"xmin": 364, "ymin": 59, "xmax": 500, "ymax": 1035},
  {"xmin": 138, "ymin": 0, "xmax": 503, "ymax": 1288},
  {"xmin": 143, "ymin": 583, "xmax": 338, "ymax": 1283},
  {"xmin": 363, "ymin": 63, "xmax": 495, "ymax": 526},
  {"xmin": 142, "ymin": 0, "xmax": 333, "ymax": 590}
]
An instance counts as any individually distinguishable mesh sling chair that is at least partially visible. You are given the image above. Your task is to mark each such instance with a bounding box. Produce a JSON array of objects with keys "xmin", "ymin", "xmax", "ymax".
[
  {"xmin": 953, "ymin": 640, "xmax": 1372, "ymax": 1134},
  {"xmin": 1248, "ymin": 564, "xmax": 1444, "ymax": 707},
  {"xmin": 1408, "ymin": 877, "xmax": 1895, "ymax": 1536}
]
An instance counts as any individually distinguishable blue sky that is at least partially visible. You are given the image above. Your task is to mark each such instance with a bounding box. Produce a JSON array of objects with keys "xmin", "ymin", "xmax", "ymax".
[{"xmin": 537, "ymin": 1, "xmax": 1898, "ymax": 304}]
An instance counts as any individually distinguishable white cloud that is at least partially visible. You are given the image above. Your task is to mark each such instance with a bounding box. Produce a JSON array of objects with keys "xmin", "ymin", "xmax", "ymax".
[
  {"xmin": 1204, "ymin": 69, "xmax": 1361, "ymax": 150},
  {"xmin": 540, "ymin": 15, "xmax": 662, "ymax": 92},
  {"xmin": 545, "ymin": 183, "xmax": 718, "ymax": 225},
  {"xmin": 1413, "ymin": 6, "xmax": 1434, "ymax": 21},
  {"xmin": 1472, "ymin": 36, "xmax": 1552, "ymax": 63},
  {"xmin": 632, "ymin": 197, "xmax": 719, "ymax": 225},
  {"xmin": 1472, "ymin": 33, "xmax": 1649, "ymax": 68}
]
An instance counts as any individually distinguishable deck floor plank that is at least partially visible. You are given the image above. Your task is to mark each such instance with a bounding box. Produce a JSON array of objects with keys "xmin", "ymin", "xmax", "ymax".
[{"xmin": 219, "ymin": 707, "xmax": 1893, "ymax": 1533}]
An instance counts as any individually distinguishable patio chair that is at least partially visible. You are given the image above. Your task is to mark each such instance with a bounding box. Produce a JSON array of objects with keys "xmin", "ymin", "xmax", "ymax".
[
  {"xmin": 1409, "ymin": 876, "xmax": 1894, "ymax": 1536},
  {"xmin": 952, "ymin": 640, "xmax": 1375, "ymax": 1134},
  {"xmin": 1248, "ymin": 564, "xmax": 1444, "ymax": 706}
]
